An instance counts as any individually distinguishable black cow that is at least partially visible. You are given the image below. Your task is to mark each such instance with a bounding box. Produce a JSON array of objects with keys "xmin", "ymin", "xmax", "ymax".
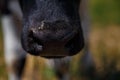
[{"xmin": 0, "ymin": 0, "xmax": 94, "ymax": 80}]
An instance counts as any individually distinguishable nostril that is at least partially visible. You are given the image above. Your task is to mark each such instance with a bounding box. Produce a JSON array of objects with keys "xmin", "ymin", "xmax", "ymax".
[
  {"xmin": 29, "ymin": 28, "xmax": 36, "ymax": 35},
  {"xmin": 28, "ymin": 28, "xmax": 44, "ymax": 45},
  {"xmin": 28, "ymin": 28, "xmax": 39, "ymax": 39},
  {"xmin": 28, "ymin": 28, "xmax": 37, "ymax": 43},
  {"xmin": 28, "ymin": 29, "xmax": 34, "ymax": 41}
]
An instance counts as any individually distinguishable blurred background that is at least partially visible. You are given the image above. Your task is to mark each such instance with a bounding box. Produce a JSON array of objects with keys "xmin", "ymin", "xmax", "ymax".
[{"xmin": 0, "ymin": 0, "xmax": 120, "ymax": 80}]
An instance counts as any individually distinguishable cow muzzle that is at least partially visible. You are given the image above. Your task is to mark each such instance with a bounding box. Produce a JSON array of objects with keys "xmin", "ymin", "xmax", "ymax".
[{"xmin": 21, "ymin": 20, "xmax": 83, "ymax": 58}]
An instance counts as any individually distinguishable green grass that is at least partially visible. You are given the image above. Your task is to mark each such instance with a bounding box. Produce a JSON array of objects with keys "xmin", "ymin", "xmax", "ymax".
[{"xmin": 90, "ymin": 0, "xmax": 120, "ymax": 25}]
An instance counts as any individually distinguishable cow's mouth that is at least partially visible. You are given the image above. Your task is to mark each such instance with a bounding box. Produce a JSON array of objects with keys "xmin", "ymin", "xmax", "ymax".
[{"xmin": 27, "ymin": 40, "xmax": 69, "ymax": 57}]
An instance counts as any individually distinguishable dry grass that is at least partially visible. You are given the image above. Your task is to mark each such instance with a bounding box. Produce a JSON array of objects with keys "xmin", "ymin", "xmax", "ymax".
[{"xmin": 90, "ymin": 25, "xmax": 120, "ymax": 69}]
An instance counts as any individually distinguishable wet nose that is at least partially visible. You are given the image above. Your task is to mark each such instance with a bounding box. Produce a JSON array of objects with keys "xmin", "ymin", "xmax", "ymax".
[
  {"xmin": 22, "ymin": 19, "xmax": 83, "ymax": 57},
  {"xmin": 28, "ymin": 20, "xmax": 71, "ymax": 42},
  {"xmin": 26, "ymin": 20, "xmax": 73, "ymax": 56}
]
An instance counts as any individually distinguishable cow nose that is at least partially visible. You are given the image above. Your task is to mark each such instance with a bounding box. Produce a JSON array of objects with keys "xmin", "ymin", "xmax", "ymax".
[
  {"xmin": 23, "ymin": 20, "xmax": 80, "ymax": 56},
  {"xmin": 28, "ymin": 20, "xmax": 71, "ymax": 42},
  {"xmin": 26, "ymin": 20, "xmax": 70, "ymax": 56}
]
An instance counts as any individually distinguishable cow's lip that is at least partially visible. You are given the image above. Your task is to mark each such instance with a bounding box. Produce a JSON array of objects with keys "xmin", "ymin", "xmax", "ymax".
[{"xmin": 32, "ymin": 41, "xmax": 69, "ymax": 57}]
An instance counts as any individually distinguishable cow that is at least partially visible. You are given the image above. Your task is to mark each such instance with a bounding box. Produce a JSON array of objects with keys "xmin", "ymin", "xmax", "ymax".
[{"xmin": 0, "ymin": 0, "xmax": 94, "ymax": 80}]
